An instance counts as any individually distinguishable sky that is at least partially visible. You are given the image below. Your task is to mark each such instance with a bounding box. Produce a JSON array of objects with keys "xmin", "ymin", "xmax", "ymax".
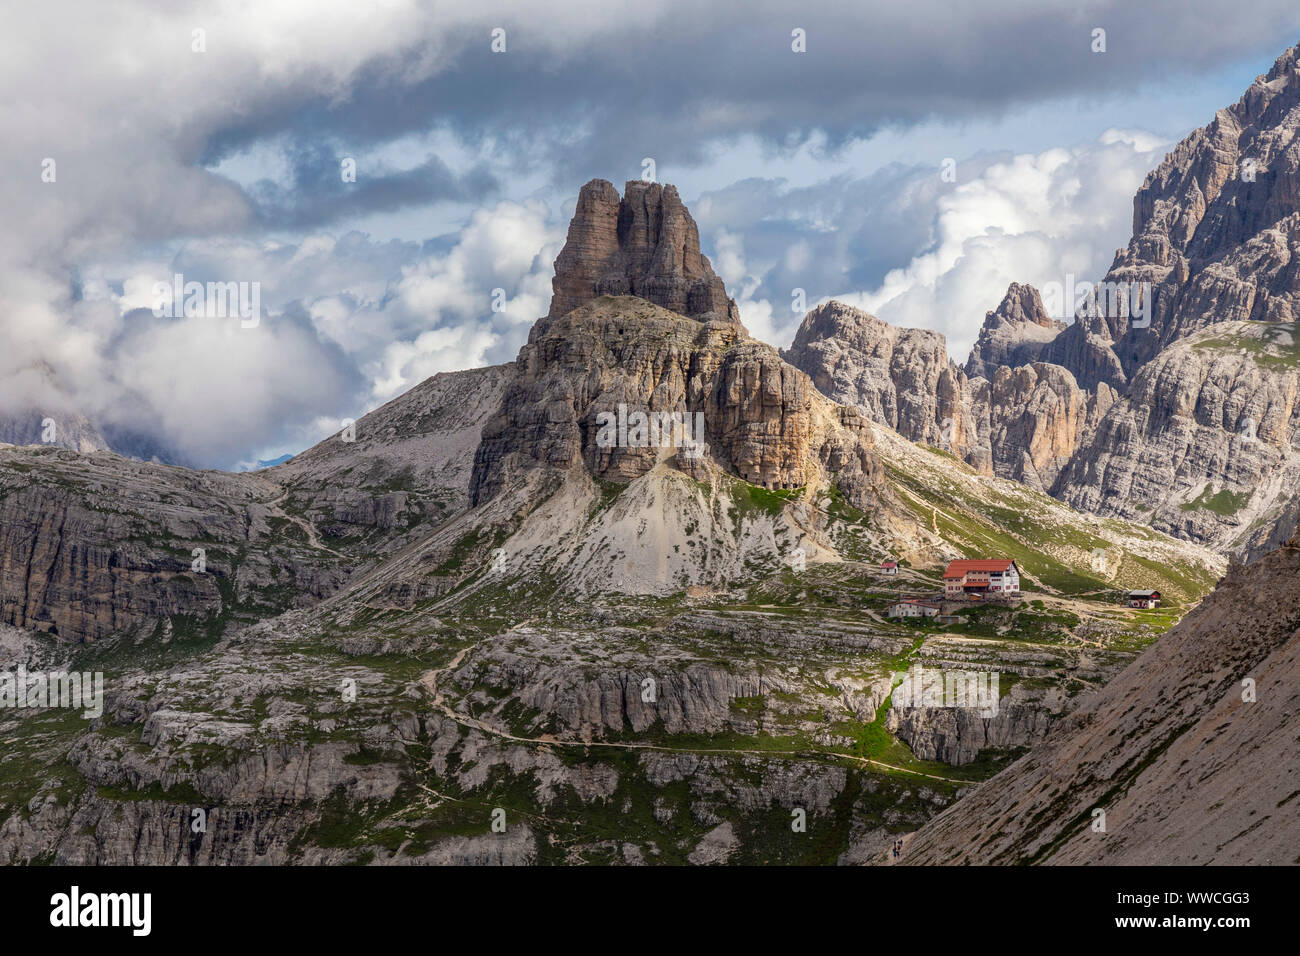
[{"xmin": 3, "ymin": 1, "xmax": 1298, "ymax": 469}]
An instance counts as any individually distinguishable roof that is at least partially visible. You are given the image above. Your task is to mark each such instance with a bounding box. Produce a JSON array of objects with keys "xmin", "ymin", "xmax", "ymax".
[
  {"xmin": 1128, "ymin": 589, "xmax": 1161, "ymax": 597},
  {"xmin": 881, "ymin": 560, "xmax": 898, "ymax": 567},
  {"xmin": 890, "ymin": 599, "xmax": 941, "ymax": 609},
  {"xmin": 943, "ymin": 559, "xmax": 1016, "ymax": 578}
]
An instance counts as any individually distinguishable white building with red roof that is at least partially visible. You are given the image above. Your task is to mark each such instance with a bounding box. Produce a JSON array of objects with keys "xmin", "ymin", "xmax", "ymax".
[{"xmin": 943, "ymin": 559, "xmax": 1020, "ymax": 599}]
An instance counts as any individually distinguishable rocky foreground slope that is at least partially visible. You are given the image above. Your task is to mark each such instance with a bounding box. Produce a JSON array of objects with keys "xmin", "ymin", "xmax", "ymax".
[{"xmin": 900, "ymin": 539, "xmax": 1300, "ymax": 865}]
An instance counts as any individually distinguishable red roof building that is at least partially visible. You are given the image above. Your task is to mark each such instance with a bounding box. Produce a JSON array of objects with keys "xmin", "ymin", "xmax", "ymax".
[{"xmin": 943, "ymin": 559, "xmax": 1020, "ymax": 599}]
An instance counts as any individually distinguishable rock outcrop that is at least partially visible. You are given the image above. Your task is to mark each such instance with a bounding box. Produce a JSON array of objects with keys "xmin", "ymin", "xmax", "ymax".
[
  {"xmin": 783, "ymin": 300, "xmax": 971, "ymax": 451},
  {"xmin": 468, "ymin": 294, "xmax": 898, "ymax": 570},
  {"xmin": 976, "ymin": 363, "xmax": 1116, "ymax": 492},
  {"xmin": 965, "ymin": 283, "xmax": 1066, "ymax": 381},
  {"xmin": 886, "ymin": 685, "xmax": 1064, "ymax": 766},
  {"xmin": 1050, "ymin": 321, "xmax": 1300, "ymax": 551},
  {"xmin": 536, "ymin": 179, "xmax": 740, "ymax": 340},
  {"xmin": 785, "ymin": 299, "xmax": 1112, "ymax": 488},
  {"xmin": 474, "ymin": 186, "xmax": 897, "ymax": 517}
]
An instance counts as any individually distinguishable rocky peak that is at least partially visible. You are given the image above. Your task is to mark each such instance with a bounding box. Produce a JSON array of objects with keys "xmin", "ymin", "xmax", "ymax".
[
  {"xmin": 1129, "ymin": 42, "xmax": 1300, "ymax": 273},
  {"xmin": 782, "ymin": 300, "xmax": 968, "ymax": 451},
  {"xmin": 990, "ymin": 283, "xmax": 1057, "ymax": 330},
  {"xmin": 1087, "ymin": 41, "xmax": 1300, "ymax": 374},
  {"xmin": 472, "ymin": 295, "xmax": 890, "ymax": 515},
  {"xmin": 965, "ymin": 283, "xmax": 1066, "ymax": 380},
  {"xmin": 537, "ymin": 179, "xmax": 740, "ymax": 338}
]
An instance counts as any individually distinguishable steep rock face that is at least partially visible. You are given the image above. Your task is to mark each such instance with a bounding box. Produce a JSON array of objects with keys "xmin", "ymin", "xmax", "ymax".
[
  {"xmin": 472, "ymin": 296, "xmax": 891, "ymax": 514},
  {"xmin": 710, "ymin": 343, "xmax": 891, "ymax": 498},
  {"xmin": 914, "ymin": 45, "xmax": 1300, "ymax": 559},
  {"xmin": 965, "ymin": 284, "xmax": 1066, "ymax": 381},
  {"xmin": 783, "ymin": 300, "xmax": 970, "ymax": 451},
  {"xmin": 976, "ymin": 363, "xmax": 1115, "ymax": 492},
  {"xmin": 1117, "ymin": 46, "xmax": 1300, "ymax": 358},
  {"xmin": 886, "ymin": 686, "xmax": 1064, "ymax": 766},
  {"xmin": 784, "ymin": 299, "xmax": 1112, "ymax": 487},
  {"xmin": 476, "ymin": 178, "xmax": 877, "ymax": 512},
  {"xmin": 473, "ymin": 297, "xmax": 739, "ymax": 504},
  {"xmin": 0, "ymin": 366, "xmax": 509, "ymax": 644},
  {"xmin": 1051, "ymin": 321, "xmax": 1300, "ymax": 551},
  {"xmin": 0, "ymin": 449, "xmax": 344, "ymax": 642},
  {"xmin": 710, "ymin": 345, "xmax": 819, "ymax": 490},
  {"xmin": 537, "ymin": 179, "xmax": 739, "ymax": 338},
  {"xmin": 899, "ymin": 539, "xmax": 1300, "ymax": 865},
  {"xmin": 1037, "ymin": 309, "xmax": 1129, "ymax": 392},
  {"xmin": 0, "ymin": 408, "xmax": 110, "ymax": 454},
  {"xmin": 1028, "ymin": 44, "xmax": 1300, "ymax": 392}
]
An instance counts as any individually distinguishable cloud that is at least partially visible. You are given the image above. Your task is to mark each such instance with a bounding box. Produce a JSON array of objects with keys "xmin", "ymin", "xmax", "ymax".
[
  {"xmin": 839, "ymin": 130, "xmax": 1169, "ymax": 359},
  {"xmin": 700, "ymin": 130, "xmax": 1168, "ymax": 359},
  {"xmin": 192, "ymin": 3, "xmax": 1300, "ymax": 186},
  {"xmin": 0, "ymin": 196, "xmax": 561, "ymax": 468}
]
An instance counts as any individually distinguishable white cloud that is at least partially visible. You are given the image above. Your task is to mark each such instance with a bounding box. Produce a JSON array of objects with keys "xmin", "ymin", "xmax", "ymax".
[
  {"xmin": 828, "ymin": 130, "xmax": 1169, "ymax": 359},
  {"xmin": 0, "ymin": 198, "xmax": 561, "ymax": 467}
]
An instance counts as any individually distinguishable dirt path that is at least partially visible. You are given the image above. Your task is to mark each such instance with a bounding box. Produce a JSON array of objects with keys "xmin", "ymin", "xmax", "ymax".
[{"xmin": 254, "ymin": 485, "xmax": 345, "ymax": 557}]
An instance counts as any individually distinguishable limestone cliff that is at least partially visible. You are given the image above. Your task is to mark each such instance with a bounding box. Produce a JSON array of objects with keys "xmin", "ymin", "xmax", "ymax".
[{"xmin": 535, "ymin": 179, "xmax": 740, "ymax": 340}]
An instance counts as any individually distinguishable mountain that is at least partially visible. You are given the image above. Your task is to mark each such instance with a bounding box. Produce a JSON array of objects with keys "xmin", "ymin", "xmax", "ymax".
[
  {"xmin": 781, "ymin": 300, "xmax": 967, "ymax": 453},
  {"xmin": 965, "ymin": 283, "xmax": 1066, "ymax": 381},
  {"xmin": 1038, "ymin": 43, "xmax": 1300, "ymax": 553},
  {"xmin": 533, "ymin": 178, "xmax": 740, "ymax": 341},
  {"xmin": 790, "ymin": 43, "xmax": 1300, "ymax": 561},
  {"xmin": 785, "ymin": 299, "xmax": 1115, "ymax": 494},
  {"xmin": 0, "ymin": 176, "xmax": 1225, "ymax": 865}
]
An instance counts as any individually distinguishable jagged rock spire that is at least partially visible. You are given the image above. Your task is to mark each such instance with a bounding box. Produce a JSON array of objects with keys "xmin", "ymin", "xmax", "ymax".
[{"xmin": 537, "ymin": 179, "xmax": 740, "ymax": 337}]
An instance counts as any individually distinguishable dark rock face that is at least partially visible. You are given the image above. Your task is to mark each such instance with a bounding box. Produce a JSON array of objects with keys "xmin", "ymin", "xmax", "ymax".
[
  {"xmin": 471, "ymin": 295, "xmax": 889, "ymax": 511},
  {"xmin": 0, "ymin": 451, "xmax": 260, "ymax": 642},
  {"xmin": 1041, "ymin": 43, "xmax": 1300, "ymax": 390},
  {"xmin": 536, "ymin": 179, "xmax": 740, "ymax": 337},
  {"xmin": 0, "ymin": 367, "xmax": 509, "ymax": 644},
  {"xmin": 473, "ymin": 296, "xmax": 743, "ymax": 506},
  {"xmin": 473, "ymin": 180, "xmax": 896, "ymax": 513},
  {"xmin": 709, "ymin": 344, "xmax": 821, "ymax": 492},
  {"xmin": 783, "ymin": 299, "xmax": 1107, "ymax": 489}
]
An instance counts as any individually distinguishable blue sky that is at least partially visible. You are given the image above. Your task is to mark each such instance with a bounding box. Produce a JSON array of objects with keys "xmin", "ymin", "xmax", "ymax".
[{"xmin": 2, "ymin": 2, "xmax": 1297, "ymax": 468}]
